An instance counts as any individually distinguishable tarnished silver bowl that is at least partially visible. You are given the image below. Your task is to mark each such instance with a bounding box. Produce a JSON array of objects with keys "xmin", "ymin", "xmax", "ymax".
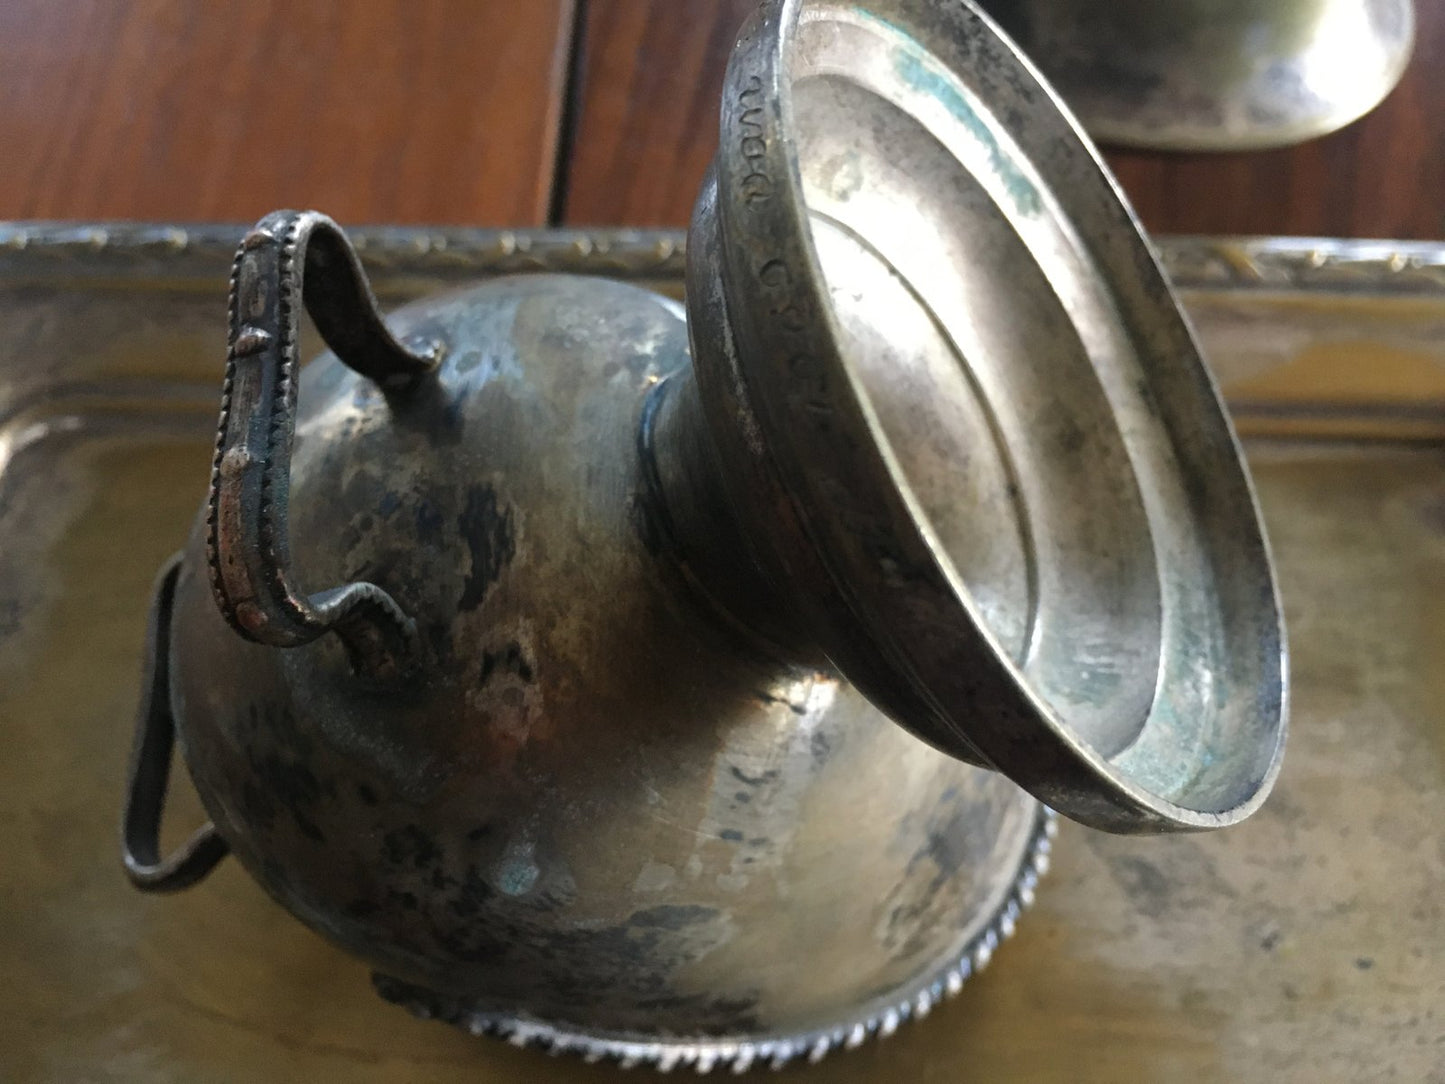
[{"xmin": 121, "ymin": 0, "xmax": 1286, "ymax": 1070}]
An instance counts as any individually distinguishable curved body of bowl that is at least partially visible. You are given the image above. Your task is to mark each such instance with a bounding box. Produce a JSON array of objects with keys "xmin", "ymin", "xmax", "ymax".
[{"xmin": 166, "ymin": 273, "xmax": 1046, "ymax": 1057}]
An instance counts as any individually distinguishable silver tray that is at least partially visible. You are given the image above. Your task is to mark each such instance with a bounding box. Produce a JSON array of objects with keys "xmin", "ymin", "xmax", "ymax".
[{"xmin": 2, "ymin": 224, "xmax": 1442, "ymax": 1082}]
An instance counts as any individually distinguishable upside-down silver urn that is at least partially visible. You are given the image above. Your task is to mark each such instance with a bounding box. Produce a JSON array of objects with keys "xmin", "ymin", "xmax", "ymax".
[{"xmin": 121, "ymin": 0, "xmax": 1286, "ymax": 1070}]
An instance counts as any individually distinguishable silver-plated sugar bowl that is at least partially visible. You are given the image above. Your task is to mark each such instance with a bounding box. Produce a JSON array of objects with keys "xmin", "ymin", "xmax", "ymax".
[{"xmin": 121, "ymin": 0, "xmax": 1286, "ymax": 1070}]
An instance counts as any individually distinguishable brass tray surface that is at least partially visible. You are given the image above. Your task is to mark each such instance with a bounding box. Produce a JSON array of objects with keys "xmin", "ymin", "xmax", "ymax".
[{"xmin": 1, "ymin": 224, "xmax": 1441, "ymax": 1082}]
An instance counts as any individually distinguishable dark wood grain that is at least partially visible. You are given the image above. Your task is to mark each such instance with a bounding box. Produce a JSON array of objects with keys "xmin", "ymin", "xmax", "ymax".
[
  {"xmin": 1105, "ymin": 0, "xmax": 1445, "ymax": 239},
  {"xmin": 562, "ymin": 0, "xmax": 1445, "ymax": 238},
  {"xmin": 559, "ymin": 0, "xmax": 756, "ymax": 227},
  {"xmin": 0, "ymin": 0, "xmax": 576, "ymax": 226}
]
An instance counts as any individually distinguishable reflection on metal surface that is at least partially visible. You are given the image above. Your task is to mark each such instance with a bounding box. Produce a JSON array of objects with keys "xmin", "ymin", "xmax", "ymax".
[
  {"xmin": 0, "ymin": 226, "xmax": 1442, "ymax": 1080},
  {"xmin": 982, "ymin": 0, "xmax": 1416, "ymax": 150},
  {"xmin": 371, "ymin": 813, "xmax": 1058, "ymax": 1072}
]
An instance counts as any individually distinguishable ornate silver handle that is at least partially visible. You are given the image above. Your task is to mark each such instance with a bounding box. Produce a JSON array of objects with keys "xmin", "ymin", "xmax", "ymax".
[
  {"xmin": 123, "ymin": 555, "xmax": 230, "ymax": 892},
  {"xmin": 206, "ymin": 210, "xmax": 440, "ymax": 680}
]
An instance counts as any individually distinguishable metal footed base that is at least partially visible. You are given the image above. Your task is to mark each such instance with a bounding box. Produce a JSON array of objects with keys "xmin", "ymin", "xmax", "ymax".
[{"xmin": 374, "ymin": 809, "xmax": 1057, "ymax": 1073}]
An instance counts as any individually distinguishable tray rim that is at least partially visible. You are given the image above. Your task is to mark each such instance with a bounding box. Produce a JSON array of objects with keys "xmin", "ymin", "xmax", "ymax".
[
  {"xmin": 1, "ymin": 221, "xmax": 1443, "ymax": 295},
  {"xmin": 2, "ymin": 222, "xmax": 1442, "ymax": 447}
]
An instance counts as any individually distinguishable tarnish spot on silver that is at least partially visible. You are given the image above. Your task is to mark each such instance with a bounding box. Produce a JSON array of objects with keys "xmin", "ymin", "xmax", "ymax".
[{"xmin": 373, "ymin": 807, "xmax": 1057, "ymax": 1072}]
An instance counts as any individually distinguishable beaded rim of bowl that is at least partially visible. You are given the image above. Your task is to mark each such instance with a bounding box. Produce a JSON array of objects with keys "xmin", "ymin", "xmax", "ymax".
[{"xmin": 373, "ymin": 807, "xmax": 1057, "ymax": 1073}]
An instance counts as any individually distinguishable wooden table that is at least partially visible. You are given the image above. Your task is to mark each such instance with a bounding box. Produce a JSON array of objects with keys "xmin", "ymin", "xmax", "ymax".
[{"xmin": 1, "ymin": 0, "xmax": 1441, "ymax": 236}]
